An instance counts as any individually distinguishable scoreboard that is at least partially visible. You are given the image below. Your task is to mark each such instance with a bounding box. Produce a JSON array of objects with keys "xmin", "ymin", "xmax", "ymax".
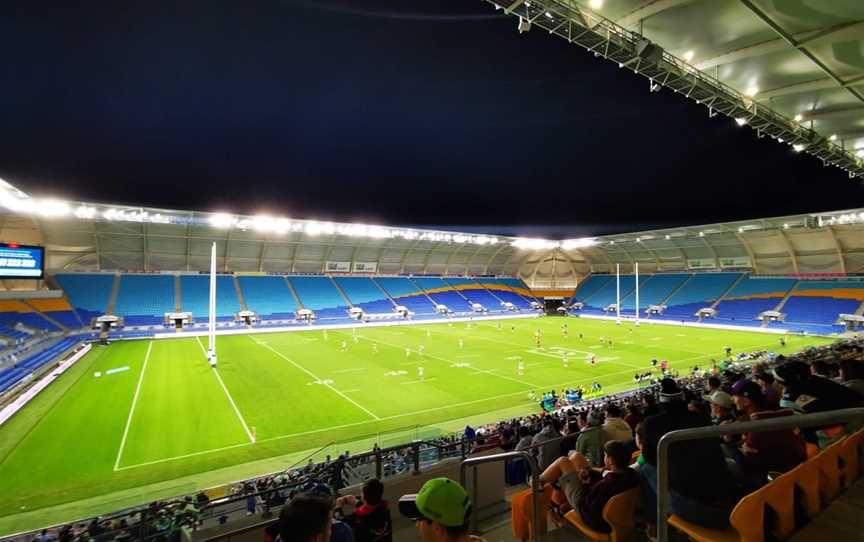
[{"xmin": 0, "ymin": 243, "xmax": 44, "ymax": 278}]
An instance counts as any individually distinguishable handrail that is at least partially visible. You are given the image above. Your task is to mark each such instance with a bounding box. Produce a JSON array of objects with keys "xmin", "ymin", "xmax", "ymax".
[
  {"xmin": 460, "ymin": 451, "xmax": 540, "ymax": 540},
  {"xmin": 656, "ymin": 407, "xmax": 864, "ymax": 542}
]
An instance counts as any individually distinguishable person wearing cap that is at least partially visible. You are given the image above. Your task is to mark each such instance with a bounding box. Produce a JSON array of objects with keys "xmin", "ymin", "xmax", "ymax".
[
  {"xmin": 704, "ymin": 390, "xmax": 735, "ymax": 426},
  {"xmin": 576, "ymin": 410, "xmax": 609, "ymax": 468},
  {"xmin": 399, "ymin": 478, "xmax": 485, "ymax": 542},
  {"xmin": 729, "ymin": 381, "xmax": 805, "ymax": 487},
  {"xmin": 639, "ymin": 378, "xmax": 739, "ymax": 531}
]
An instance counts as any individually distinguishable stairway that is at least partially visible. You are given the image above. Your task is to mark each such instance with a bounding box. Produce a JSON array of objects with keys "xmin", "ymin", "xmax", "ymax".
[
  {"xmin": 232, "ymin": 275, "xmax": 248, "ymax": 311},
  {"xmin": 283, "ymin": 276, "xmax": 304, "ymax": 309},
  {"xmin": 854, "ymin": 299, "xmax": 864, "ymax": 317},
  {"xmin": 174, "ymin": 275, "xmax": 182, "ymax": 312},
  {"xmin": 772, "ymin": 279, "xmax": 799, "ymax": 312},
  {"xmin": 370, "ymin": 277, "xmax": 398, "ymax": 307},
  {"xmin": 408, "ymin": 277, "xmax": 441, "ymax": 308},
  {"xmin": 658, "ymin": 274, "xmax": 692, "ymax": 306},
  {"xmin": 443, "ymin": 278, "xmax": 474, "ymax": 303},
  {"xmin": 106, "ymin": 273, "xmax": 121, "ymax": 315},
  {"xmin": 710, "ymin": 273, "xmax": 747, "ymax": 309},
  {"xmin": 21, "ymin": 300, "xmax": 68, "ymax": 333},
  {"xmin": 328, "ymin": 276, "xmax": 354, "ymax": 307}
]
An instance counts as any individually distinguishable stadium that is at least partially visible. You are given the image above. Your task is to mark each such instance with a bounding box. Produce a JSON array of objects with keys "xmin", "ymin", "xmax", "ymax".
[{"xmin": 1, "ymin": 1, "xmax": 864, "ymax": 542}]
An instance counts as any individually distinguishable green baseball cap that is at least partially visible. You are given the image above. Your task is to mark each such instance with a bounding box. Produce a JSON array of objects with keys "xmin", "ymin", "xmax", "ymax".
[{"xmin": 398, "ymin": 478, "xmax": 472, "ymax": 527}]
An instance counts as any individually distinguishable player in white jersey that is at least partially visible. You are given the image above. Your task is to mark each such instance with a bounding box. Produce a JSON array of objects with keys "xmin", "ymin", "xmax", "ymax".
[
  {"xmin": 418, "ymin": 366, "xmax": 424, "ymax": 383},
  {"xmin": 497, "ymin": 321, "xmax": 501, "ymax": 331},
  {"xmin": 353, "ymin": 335, "xmax": 359, "ymax": 344},
  {"xmin": 517, "ymin": 360, "xmax": 525, "ymax": 376},
  {"xmin": 340, "ymin": 340, "xmax": 348, "ymax": 352},
  {"xmin": 405, "ymin": 348, "xmax": 411, "ymax": 358},
  {"xmin": 323, "ymin": 330, "xmax": 328, "ymax": 341},
  {"xmin": 458, "ymin": 338, "xmax": 464, "ymax": 349},
  {"xmin": 427, "ymin": 329, "xmax": 432, "ymax": 339},
  {"xmin": 372, "ymin": 342, "xmax": 378, "ymax": 354},
  {"xmin": 562, "ymin": 353, "xmax": 569, "ymax": 368},
  {"xmin": 418, "ymin": 344, "xmax": 425, "ymax": 356}
]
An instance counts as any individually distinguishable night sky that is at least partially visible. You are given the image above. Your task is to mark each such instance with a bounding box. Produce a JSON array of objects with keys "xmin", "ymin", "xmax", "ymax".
[{"xmin": 1, "ymin": 0, "xmax": 862, "ymax": 237}]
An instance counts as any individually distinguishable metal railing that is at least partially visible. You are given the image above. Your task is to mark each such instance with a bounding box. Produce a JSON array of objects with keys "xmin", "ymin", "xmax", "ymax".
[
  {"xmin": 656, "ymin": 407, "xmax": 864, "ymax": 542},
  {"xmin": 460, "ymin": 451, "xmax": 541, "ymax": 540}
]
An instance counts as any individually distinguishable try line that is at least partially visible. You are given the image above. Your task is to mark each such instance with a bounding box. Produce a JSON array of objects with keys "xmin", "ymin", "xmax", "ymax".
[
  {"xmin": 114, "ymin": 341, "xmax": 153, "ymax": 471},
  {"xmin": 195, "ymin": 336, "xmax": 256, "ymax": 443}
]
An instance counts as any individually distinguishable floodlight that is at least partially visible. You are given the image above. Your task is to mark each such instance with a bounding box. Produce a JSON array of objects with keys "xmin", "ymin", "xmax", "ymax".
[
  {"xmin": 512, "ymin": 238, "xmax": 559, "ymax": 250},
  {"xmin": 793, "ymin": 144, "xmax": 805, "ymax": 152},
  {"xmin": 857, "ymin": 150, "xmax": 864, "ymax": 158},
  {"xmin": 682, "ymin": 50, "xmax": 694, "ymax": 62},
  {"xmin": 735, "ymin": 117, "xmax": 748, "ymax": 126},
  {"xmin": 829, "ymin": 134, "xmax": 837, "ymax": 141},
  {"xmin": 589, "ymin": 0, "xmax": 604, "ymax": 9},
  {"xmin": 37, "ymin": 200, "xmax": 70, "ymax": 217},
  {"xmin": 517, "ymin": 17, "xmax": 531, "ymax": 33},
  {"xmin": 794, "ymin": 114, "xmax": 803, "ymax": 122},
  {"xmin": 209, "ymin": 213, "xmax": 235, "ymax": 229},
  {"xmin": 544, "ymin": 11, "xmax": 553, "ymax": 19},
  {"xmin": 664, "ymin": 235, "xmax": 671, "ymax": 240},
  {"xmin": 74, "ymin": 206, "xmax": 97, "ymax": 219},
  {"xmin": 561, "ymin": 238, "xmax": 597, "ymax": 250},
  {"xmin": 744, "ymin": 85, "xmax": 759, "ymax": 97}
]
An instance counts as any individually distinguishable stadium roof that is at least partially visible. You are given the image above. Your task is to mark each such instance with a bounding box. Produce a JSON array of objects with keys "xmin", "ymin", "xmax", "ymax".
[
  {"xmin": 0, "ymin": 179, "xmax": 862, "ymax": 289},
  {"xmin": 486, "ymin": 0, "xmax": 864, "ymax": 179}
]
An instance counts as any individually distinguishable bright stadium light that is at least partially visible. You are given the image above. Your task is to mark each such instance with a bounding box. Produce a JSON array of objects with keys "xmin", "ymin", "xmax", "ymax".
[
  {"xmin": 829, "ymin": 134, "xmax": 838, "ymax": 141},
  {"xmin": 682, "ymin": 50, "xmax": 694, "ymax": 62},
  {"xmin": 793, "ymin": 144, "xmax": 805, "ymax": 152},
  {"xmin": 544, "ymin": 11, "xmax": 553, "ymax": 19},
  {"xmin": 735, "ymin": 117, "xmax": 748, "ymax": 126},
  {"xmin": 744, "ymin": 85, "xmax": 759, "ymax": 97},
  {"xmin": 74, "ymin": 205, "xmax": 97, "ymax": 219},
  {"xmin": 512, "ymin": 238, "xmax": 560, "ymax": 250},
  {"xmin": 857, "ymin": 149, "xmax": 864, "ymax": 158},
  {"xmin": 589, "ymin": 0, "xmax": 604, "ymax": 9},
  {"xmin": 209, "ymin": 213, "xmax": 235, "ymax": 229},
  {"xmin": 794, "ymin": 114, "xmax": 803, "ymax": 122},
  {"xmin": 561, "ymin": 238, "xmax": 597, "ymax": 250},
  {"xmin": 37, "ymin": 200, "xmax": 70, "ymax": 217}
]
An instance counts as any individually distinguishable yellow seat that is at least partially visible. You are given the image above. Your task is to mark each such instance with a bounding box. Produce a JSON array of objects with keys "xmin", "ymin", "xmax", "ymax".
[
  {"xmin": 564, "ymin": 487, "xmax": 639, "ymax": 542},
  {"xmin": 816, "ymin": 439, "xmax": 843, "ymax": 505},
  {"xmin": 840, "ymin": 428, "xmax": 864, "ymax": 483},
  {"xmin": 668, "ymin": 471, "xmax": 796, "ymax": 542},
  {"xmin": 790, "ymin": 458, "xmax": 821, "ymax": 519}
]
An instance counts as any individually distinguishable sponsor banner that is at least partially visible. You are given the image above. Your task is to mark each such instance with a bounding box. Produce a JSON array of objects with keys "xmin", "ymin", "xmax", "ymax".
[
  {"xmin": 719, "ymin": 256, "xmax": 752, "ymax": 269},
  {"xmin": 687, "ymin": 258, "xmax": 717, "ymax": 270},
  {"xmin": 352, "ymin": 262, "xmax": 378, "ymax": 273},
  {"xmin": 325, "ymin": 261, "xmax": 351, "ymax": 273}
]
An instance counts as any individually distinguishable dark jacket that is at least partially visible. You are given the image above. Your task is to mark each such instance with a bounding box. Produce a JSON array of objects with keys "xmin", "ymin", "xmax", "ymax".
[
  {"xmin": 577, "ymin": 468, "xmax": 640, "ymax": 533},
  {"xmin": 642, "ymin": 401, "xmax": 737, "ymax": 502},
  {"xmin": 353, "ymin": 501, "xmax": 391, "ymax": 542}
]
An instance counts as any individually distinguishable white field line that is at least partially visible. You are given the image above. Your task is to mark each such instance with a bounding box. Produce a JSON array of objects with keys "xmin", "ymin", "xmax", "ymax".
[
  {"xmin": 347, "ymin": 332, "xmax": 543, "ymax": 389},
  {"xmin": 251, "ymin": 337, "xmax": 381, "ymax": 421},
  {"xmin": 332, "ymin": 368, "xmax": 366, "ymax": 374},
  {"xmin": 195, "ymin": 337, "xmax": 255, "ymax": 443},
  {"xmin": 114, "ymin": 341, "xmax": 153, "ymax": 471},
  {"xmin": 117, "ymin": 359, "xmax": 654, "ymax": 470},
  {"xmin": 400, "ymin": 378, "xmax": 438, "ymax": 385}
]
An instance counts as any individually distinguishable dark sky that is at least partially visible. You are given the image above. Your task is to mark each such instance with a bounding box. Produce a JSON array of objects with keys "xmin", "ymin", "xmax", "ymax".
[{"xmin": 1, "ymin": 0, "xmax": 862, "ymax": 237}]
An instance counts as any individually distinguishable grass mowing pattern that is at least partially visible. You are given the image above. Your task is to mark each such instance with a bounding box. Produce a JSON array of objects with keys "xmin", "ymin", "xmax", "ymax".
[{"xmin": 0, "ymin": 317, "xmax": 833, "ymax": 531}]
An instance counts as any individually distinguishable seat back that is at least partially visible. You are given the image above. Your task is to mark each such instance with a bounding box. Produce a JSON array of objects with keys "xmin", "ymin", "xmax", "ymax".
[
  {"xmin": 790, "ymin": 458, "xmax": 821, "ymax": 519},
  {"xmin": 816, "ymin": 440, "xmax": 843, "ymax": 505},
  {"xmin": 602, "ymin": 487, "xmax": 639, "ymax": 542},
  {"xmin": 839, "ymin": 428, "xmax": 864, "ymax": 485},
  {"xmin": 728, "ymin": 488, "xmax": 766, "ymax": 542}
]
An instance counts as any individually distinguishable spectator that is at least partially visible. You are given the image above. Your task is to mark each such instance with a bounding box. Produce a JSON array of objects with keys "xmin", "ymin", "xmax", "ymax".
[
  {"xmin": 639, "ymin": 379, "xmax": 739, "ymax": 530},
  {"xmin": 277, "ymin": 493, "xmax": 334, "ymax": 542},
  {"xmin": 705, "ymin": 376, "xmax": 722, "ymax": 397},
  {"xmin": 349, "ymin": 479, "xmax": 391, "ymax": 542},
  {"xmin": 602, "ymin": 404, "xmax": 632, "ymax": 442},
  {"xmin": 559, "ymin": 419, "xmax": 581, "ymax": 457},
  {"xmin": 729, "ymin": 381, "xmax": 805, "ymax": 485},
  {"xmin": 399, "ymin": 478, "xmax": 484, "ymax": 542},
  {"xmin": 753, "ymin": 373, "xmax": 781, "ymax": 409},
  {"xmin": 774, "ymin": 361, "xmax": 864, "ymax": 413},
  {"xmin": 623, "ymin": 403, "xmax": 643, "ymax": 431},
  {"xmin": 531, "ymin": 418, "xmax": 561, "ymax": 470},
  {"xmin": 576, "ymin": 410, "xmax": 607, "ymax": 467},
  {"xmin": 536, "ymin": 440, "xmax": 639, "ymax": 533},
  {"xmin": 514, "ymin": 426, "xmax": 532, "ymax": 451},
  {"xmin": 704, "ymin": 390, "xmax": 735, "ymax": 425},
  {"xmin": 839, "ymin": 360, "xmax": 864, "ymax": 397}
]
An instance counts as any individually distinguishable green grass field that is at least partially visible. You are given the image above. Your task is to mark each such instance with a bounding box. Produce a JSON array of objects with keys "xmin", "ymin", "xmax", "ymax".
[{"xmin": 0, "ymin": 316, "xmax": 834, "ymax": 534}]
